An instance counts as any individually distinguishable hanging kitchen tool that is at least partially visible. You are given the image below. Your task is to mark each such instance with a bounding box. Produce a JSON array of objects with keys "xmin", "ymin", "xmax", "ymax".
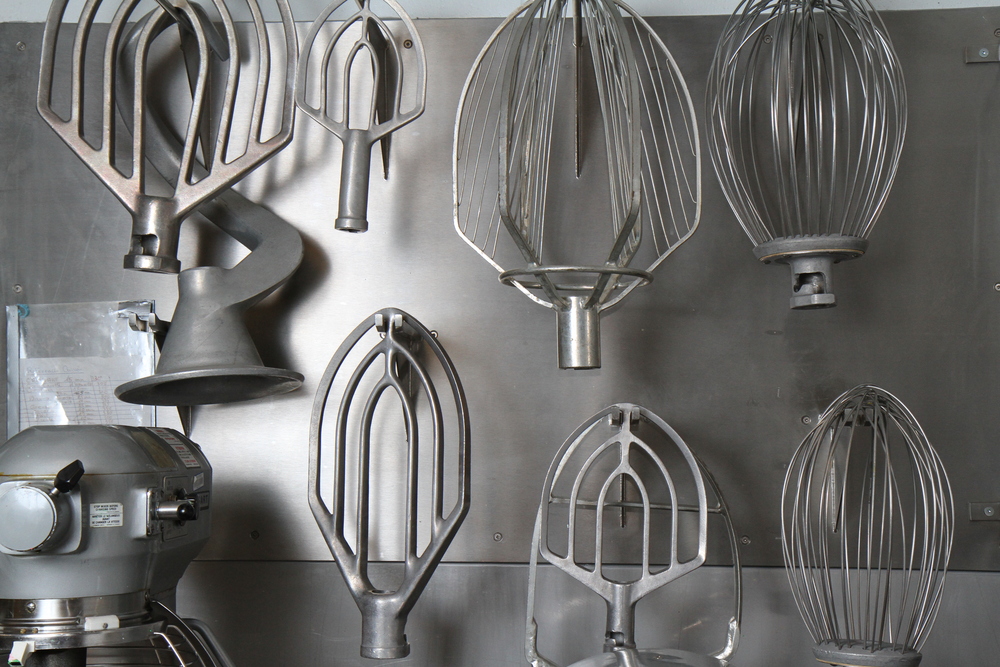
[
  {"xmin": 308, "ymin": 308, "xmax": 470, "ymax": 659},
  {"xmin": 38, "ymin": 0, "xmax": 304, "ymax": 406},
  {"xmin": 526, "ymin": 404, "xmax": 741, "ymax": 667},
  {"xmin": 782, "ymin": 385, "xmax": 953, "ymax": 667},
  {"xmin": 296, "ymin": 0, "xmax": 427, "ymax": 233},
  {"xmin": 707, "ymin": 0, "xmax": 906, "ymax": 309},
  {"xmin": 454, "ymin": 0, "xmax": 700, "ymax": 369},
  {"xmin": 38, "ymin": 0, "xmax": 298, "ymax": 275},
  {"xmin": 0, "ymin": 425, "xmax": 230, "ymax": 667}
]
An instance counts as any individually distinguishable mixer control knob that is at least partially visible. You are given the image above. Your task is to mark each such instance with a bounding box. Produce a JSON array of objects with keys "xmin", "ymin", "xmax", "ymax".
[
  {"xmin": 154, "ymin": 499, "xmax": 198, "ymax": 522},
  {"xmin": 52, "ymin": 460, "xmax": 85, "ymax": 495}
]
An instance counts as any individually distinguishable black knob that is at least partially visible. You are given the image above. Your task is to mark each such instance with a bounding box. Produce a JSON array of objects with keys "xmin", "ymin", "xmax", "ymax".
[
  {"xmin": 176, "ymin": 501, "xmax": 198, "ymax": 522},
  {"xmin": 54, "ymin": 460, "xmax": 85, "ymax": 494}
]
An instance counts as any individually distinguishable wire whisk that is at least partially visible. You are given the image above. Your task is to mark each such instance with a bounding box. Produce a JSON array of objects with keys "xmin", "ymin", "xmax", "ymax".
[
  {"xmin": 455, "ymin": 0, "xmax": 700, "ymax": 369},
  {"xmin": 781, "ymin": 386, "xmax": 953, "ymax": 667},
  {"xmin": 707, "ymin": 0, "xmax": 906, "ymax": 309}
]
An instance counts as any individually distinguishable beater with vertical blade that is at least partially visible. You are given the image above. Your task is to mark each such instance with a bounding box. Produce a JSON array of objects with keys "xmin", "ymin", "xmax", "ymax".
[
  {"xmin": 296, "ymin": 0, "xmax": 426, "ymax": 233},
  {"xmin": 707, "ymin": 0, "xmax": 906, "ymax": 309},
  {"xmin": 525, "ymin": 404, "xmax": 741, "ymax": 667},
  {"xmin": 454, "ymin": 0, "xmax": 700, "ymax": 369},
  {"xmin": 782, "ymin": 385, "xmax": 953, "ymax": 667}
]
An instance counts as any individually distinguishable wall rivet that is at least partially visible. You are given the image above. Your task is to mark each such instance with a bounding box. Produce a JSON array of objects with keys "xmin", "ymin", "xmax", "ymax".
[
  {"xmin": 985, "ymin": 506, "xmax": 995, "ymax": 517},
  {"xmin": 16, "ymin": 42, "xmax": 26, "ymax": 52},
  {"xmin": 740, "ymin": 535, "xmax": 751, "ymax": 545},
  {"xmin": 801, "ymin": 415, "xmax": 813, "ymax": 425},
  {"xmin": 493, "ymin": 532, "xmax": 503, "ymax": 542},
  {"xmin": 12, "ymin": 284, "xmax": 23, "ymax": 294}
]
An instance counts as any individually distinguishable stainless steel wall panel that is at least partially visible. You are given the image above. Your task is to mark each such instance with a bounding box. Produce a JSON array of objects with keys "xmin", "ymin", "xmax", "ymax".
[
  {"xmin": 177, "ymin": 562, "xmax": 1000, "ymax": 666},
  {"xmin": 2, "ymin": 3, "xmax": 1000, "ymax": 576}
]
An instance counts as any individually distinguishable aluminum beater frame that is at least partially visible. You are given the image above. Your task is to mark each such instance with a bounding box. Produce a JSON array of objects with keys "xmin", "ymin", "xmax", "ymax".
[
  {"xmin": 37, "ymin": 0, "xmax": 297, "ymax": 274},
  {"xmin": 454, "ymin": 0, "xmax": 701, "ymax": 369},
  {"xmin": 296, "ymin": 0, "xmax": 427, "ymax": 233},
  {"xmin": 526, "ymin": 404, "xmax": 741, "ymax": 667},
  {"xmin": 308, "ymin": 308, "xmax": 470, "ymax": 659},
  {"xmin": 781, "ymin": 386, "xmax": 953, "ymax": 667}
]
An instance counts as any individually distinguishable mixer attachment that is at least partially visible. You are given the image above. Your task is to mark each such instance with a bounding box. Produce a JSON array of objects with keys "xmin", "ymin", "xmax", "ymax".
[
  {"xmin": 38, "ymin": 0, "xmax": 305, "ymax": 405},
  {"xmin": 782, "ymin": 386, "xmax": 953, "ymax": 667},
  {"xmin": 526, "ymin": 404, "xmax": 741, "ymax": 667},
  {"xmin": 37, "ymin": 0, "xmax": 298, "ymax": 274},
  {"xmin": 455, "ymin": 0, "xmax": 700, "ymax": 369},
  {"xmin": 707, "ymin": 0, "xmax": 906, "ymax": 309},
  {"xmin": 296, "ymin": 0, "xmax": 427, "ymax": 233},
  {"xmin": 308, "ymin": 308, "xmax": 470, "ymax": 658}
]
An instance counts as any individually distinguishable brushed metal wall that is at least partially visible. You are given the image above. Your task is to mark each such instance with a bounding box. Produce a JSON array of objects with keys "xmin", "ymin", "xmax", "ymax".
[{"xmin": 3, "ymin": 6, "xmax": 1000, "ymax": 665}]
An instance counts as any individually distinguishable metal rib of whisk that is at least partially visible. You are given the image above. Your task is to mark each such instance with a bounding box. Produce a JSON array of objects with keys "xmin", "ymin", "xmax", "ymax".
[
  {"xmin": 781, "ymin": 385, "xmax": 953, "ymax": 667},
  {"xmin": 455, "ymin": 0, "xmax": 700, "ymax": 370},
  {"xmin": 308, "ymin": 308, "xmax": 470, "ymax": 659},
  {"xmin": 37, "ymin": 0, "xmax": 297, "ymax": 274},
  {"xmin": 707, "ymin": 0, "xmax": 906, "ymax": 309},
  {"xmin": 525, "ymin": 404, "xmax": 741, "ymax": 667},
  {"xmin": 296, "ymin": 0, "xmax": 426, "ymax": 233}
]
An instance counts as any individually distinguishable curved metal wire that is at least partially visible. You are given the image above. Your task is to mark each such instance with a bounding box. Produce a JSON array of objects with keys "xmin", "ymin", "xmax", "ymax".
[
  {"xmin": 526, "ymin": 404, "xmax": 740, "ymax": 667},
  {"xmin": 308, "ymin": 308, "xmax": 470, "ymax": 659},
  {"xmin": 707, "ymin": 0, "xmax": 906, "ymax": 246},
  {"xmin": 37, "ymin": 0, "xmax": 297, "ymax": 274},
  {"xmin": 454, "ymin": 0, "xmax": 699, "ymax": 367},
  {"xmin": 781, "ymin": 385, "xmax": 953, "ymax": 664}
]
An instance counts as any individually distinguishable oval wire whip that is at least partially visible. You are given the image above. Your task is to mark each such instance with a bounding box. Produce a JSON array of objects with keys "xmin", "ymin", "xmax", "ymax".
[
  {"xmin": 296, "ymin": 0, "xmax": 427, "ymax": 233},
  {"xmin": 781, "ymin": 385, "xmax": 953, "ymax": 667},
  {"xmin": 308, "ymin": 308, "xmax": 470, "ymax": 659},
  {"xmin": 454, "ymin": 0, "xmax": 701, "ymax": 369},
  {"xmin": 525, "ymin": 404, "xmax": 741, "ymax": 667},
  {"xmin": 707, "ymin": 0, "xmax": 906, "ymax": 309},
  {"xmin": 37, "ymin": 0, "xmax": 298, "ymax": 274}
]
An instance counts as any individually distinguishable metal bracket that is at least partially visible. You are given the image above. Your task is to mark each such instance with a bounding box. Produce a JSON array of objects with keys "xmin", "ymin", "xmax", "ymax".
[
  {"xmin": 965, "ymin": 46, "xmax": 999, "ymax": 63},
  {"xmin": 969, "ymin": 502, "xmax": 1000, "ymax": 520}
]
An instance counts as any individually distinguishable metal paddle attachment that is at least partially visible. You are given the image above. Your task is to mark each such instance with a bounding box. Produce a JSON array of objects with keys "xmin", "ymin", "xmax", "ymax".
[
  {"xmin": 309, "ymin": 308, "xmax": 470, "ymax": 658},
  {"xmin": 37, "ymin": 0, "xmax": 297, "ymax": 274},
  {"xmin": 526, "ymin": 404, "xmax": 741, "ymax": 667},
  {"xmin": 296, "ymin": 0, "xmax": 427, "ymax": 233}
]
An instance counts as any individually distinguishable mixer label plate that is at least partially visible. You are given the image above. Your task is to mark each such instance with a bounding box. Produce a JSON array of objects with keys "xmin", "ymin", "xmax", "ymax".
[
  {"xmin": 90, "ymin": 503, "xmax": 124, "ymax": 527},
  {"xmin": 150, "ymin": 428, "xmax": 201, "ymax": 469}
]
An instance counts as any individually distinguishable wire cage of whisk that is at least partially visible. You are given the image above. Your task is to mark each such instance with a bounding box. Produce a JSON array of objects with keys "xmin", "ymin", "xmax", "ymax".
[
  {"xmin": 525, "ymin": 404, "xmax": 741, "ymax": 667},
  {"xmin": 781, "ymin": 385, "xmax": 953, "ymax": 667},
  {"xmin": 454, "ymin": 0, "xmax": 701, "ymax": 370},
  {"xmin": 706, "ymin": 0, "xmax": 906, "ymax": 309}
]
